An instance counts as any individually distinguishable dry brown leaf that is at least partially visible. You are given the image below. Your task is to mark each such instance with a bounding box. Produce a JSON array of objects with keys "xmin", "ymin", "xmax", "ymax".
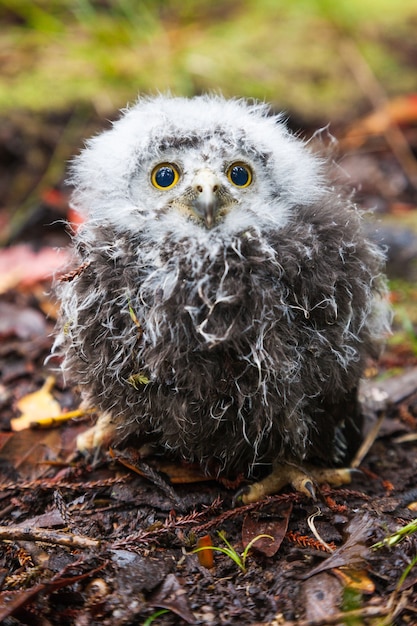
[
  {"xmin": 0, "ymin": 301, "xmax": 46, "ymax": 340},
  {"xmin": 242, "ymin": 503, "xmax": 292, "ymax": 557},
  {"xmin": 149, "ymin": 573, "xmax": 195, "ymax": 624},
  {"xmin": 342, "ymin": 94, "xmax": 417, "ymax": 148},
  {"xmin": 302, "ymin": 572, "xmax": 343, "ymax": 623},
  {"xmin": 302, "ymin": 513, "xmax": 374, "ymax": 579}
]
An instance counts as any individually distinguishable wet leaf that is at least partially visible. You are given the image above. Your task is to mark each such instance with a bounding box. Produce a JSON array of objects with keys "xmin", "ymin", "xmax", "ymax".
[
  {"xmin": 0, "ymin": 428, "xmax": 66, "ymax": 481},
  {"xmin": 333, "ymin": 567, "xmax": 375, "ymax": 594},
  {"xmin": 151, "ymin": 459, "xmax": 209, "ymax": 484},
  {"xmin": 11, "ymin": 377, "xmax": 61, "ymax": 432},
  {"xmin": 149, "ymin": 573, "xmax": 195, "ymax": 624},
  {"xmin": 241, "ymin": 504, "xmax": 292, "ymax": 557},
  {"xmin": 0, "ymin": 244, "xmax": 70, "ymax": 293},
  {"xmin": 0, "ymin": 301, "xmax": 46, "ymax": 340},
  {"xmin": 302, "ymin": 572, "xmax": 343, "ymax": 623},
  {"xmin": 195, "ymin": 534, "xmax": 214, "ymax": 569},
  {"xmin": 15, "ymin": 508, "xmax": 65, "ymax": 529},
  {"xmin": 303, "ymin": 514, "xmax": 374, "ymax": 579}
]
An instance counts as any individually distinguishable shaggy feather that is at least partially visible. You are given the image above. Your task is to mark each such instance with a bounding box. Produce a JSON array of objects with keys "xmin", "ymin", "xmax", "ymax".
[{"xmin": 54, "ymin": 95, "xmax": 390, "ymax": 478}]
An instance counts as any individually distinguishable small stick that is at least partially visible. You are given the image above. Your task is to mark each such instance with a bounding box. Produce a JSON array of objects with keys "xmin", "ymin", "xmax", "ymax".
[
  {"xmin": 0, "ymin": 525, "xmax": 101, "ymax": 549},
  {"xmin": 350, "ymin": 412, "xmax": 385, "ymax": 469}
]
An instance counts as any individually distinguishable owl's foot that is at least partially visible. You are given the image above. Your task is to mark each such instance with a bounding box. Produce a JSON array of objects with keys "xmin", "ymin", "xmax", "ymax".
[
  {"xmin": 234, "ymin": 462, "xmax": 357, "ymax": 505},
  {"xmin": 76, "ymin": 411, "xmax": 117, "ymax": 451}
]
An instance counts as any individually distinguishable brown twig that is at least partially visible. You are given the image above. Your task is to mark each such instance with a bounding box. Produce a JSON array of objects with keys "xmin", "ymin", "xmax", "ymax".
[
  {"xmin": 0, "ymin": 475, "xmax": 129, "ymax": 492},
  {"xmin": 0, "ymin": 526, "xmax": 101, "ymax": 549},
  {"xmin": 59, "ymin": 260, "xmax": 91, "ymax": 282},
  {"xmin": 192, "ymin": 492, "xmax": 302, "ymax": 536},
  {"xmin": 350, "ymin": 411, "xmax": 386, "ymax": 468}
]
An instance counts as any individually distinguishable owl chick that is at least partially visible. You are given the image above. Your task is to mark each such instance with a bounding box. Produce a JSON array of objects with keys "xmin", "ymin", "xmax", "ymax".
[{"xmin": 54, "ymin": 95, "xmax": 389, "ymax": 503}]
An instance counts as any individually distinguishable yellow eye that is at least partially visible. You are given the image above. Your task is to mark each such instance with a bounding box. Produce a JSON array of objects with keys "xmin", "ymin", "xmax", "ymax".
[
  {"xmin": 151, "ymin": 163, "xmax": 180, "ymax": 190},
  {"xmin": 226, "ymin": 162, "xmax": 252, "ymax": 188}
]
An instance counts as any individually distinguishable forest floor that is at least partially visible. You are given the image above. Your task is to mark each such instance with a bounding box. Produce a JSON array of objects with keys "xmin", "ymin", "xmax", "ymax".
[{"xmin": 1, "ymin": 98, "xmax": 417, "ymax": 626}]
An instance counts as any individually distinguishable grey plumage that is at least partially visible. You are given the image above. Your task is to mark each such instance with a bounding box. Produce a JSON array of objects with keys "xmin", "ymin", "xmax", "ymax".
[{"xmin": 54, "ymin": 95, "xmax": 390, "ymax": 482}]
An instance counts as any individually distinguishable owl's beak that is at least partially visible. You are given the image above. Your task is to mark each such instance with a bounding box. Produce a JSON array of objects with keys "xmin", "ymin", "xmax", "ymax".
[{"xmin": 191, "ymin": 169, "xmax": 223, "ymax": 229}]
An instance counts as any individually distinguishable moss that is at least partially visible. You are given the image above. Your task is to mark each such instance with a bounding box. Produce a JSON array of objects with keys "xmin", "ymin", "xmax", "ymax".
[{"xmin": 1, "ymin": 0, "xmax": 416, "ymax": 120}]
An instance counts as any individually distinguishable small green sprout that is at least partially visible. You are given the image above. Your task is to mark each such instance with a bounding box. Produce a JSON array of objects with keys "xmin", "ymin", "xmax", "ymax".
[
  {"xmin": 128, "ymin": 302, "xmax": 141, "ymax": 327},
  {"xmin": 372, "ymin": 517, "xmax": 417, "ymax": 550},
  {"xmin": 127, "ymin": 297, "xmax": 144, "ymax": 339},
  {"xmin": 341, "ymin": 587, "xmax": 363, "ymax": 626},
  {"xmin": 142, "ymin": 609, "xmax": 169, "ymax": 626},
  {"xmin": 398, "ymin": 553, "xmax": 417, "ymax": 589},
  {"xmin": 192, "ymin": 530, "xmax": 273, "ymax": 573}
]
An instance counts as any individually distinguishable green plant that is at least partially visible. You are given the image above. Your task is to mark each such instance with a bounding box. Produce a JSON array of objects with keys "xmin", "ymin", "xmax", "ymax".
[
  {"xmin": 372, "ymin": 517, "xmax": 417, "ymax": 550},
  {"xmin": 192, "ymin": 530, "xmax": 273, "ymax": 573},
  {"xmin": 397, "ymin": 553, "xmax": 417, "ymax": 589},
  {"xmin": 341, "ymin": 587, "xmax": 363, "ymax": 626},
  {"xmin": 142, "ymin": 608, "xmax": 169, "ymax": 626}
]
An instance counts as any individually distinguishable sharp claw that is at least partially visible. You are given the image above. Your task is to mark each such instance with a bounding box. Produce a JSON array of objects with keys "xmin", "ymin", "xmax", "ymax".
[
  {"xmin": 302, "ymin": 479, "xmax": 316, "ymax": 500},
  {"xmin": 232, "ymin": 486, "xmax": 249, "ymax": 507},
  {"xmin": 232, "ymin": 462, "xmax": 358, "ymax": 504}
]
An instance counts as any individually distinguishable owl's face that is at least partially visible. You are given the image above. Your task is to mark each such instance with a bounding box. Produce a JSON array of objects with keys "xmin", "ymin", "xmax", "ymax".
[
  {"xmin": 70, "ymin": 95, "xmax": 327, "ymax": 243},
  {"xmin": 129, "ymin": 136, "xmax": 285, "ymax": 236}
]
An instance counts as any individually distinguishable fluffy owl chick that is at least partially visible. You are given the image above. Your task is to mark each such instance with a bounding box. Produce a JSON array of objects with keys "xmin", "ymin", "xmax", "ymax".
[{"xmin": 54, "ymin": 95, "xmax": 389, "ymax": 503}]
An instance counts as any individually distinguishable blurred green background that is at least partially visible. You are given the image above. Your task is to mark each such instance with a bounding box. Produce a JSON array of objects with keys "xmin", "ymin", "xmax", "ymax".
[{"xmin": 2, "ymin": 0, "xmax": 417, "ymax": 121}]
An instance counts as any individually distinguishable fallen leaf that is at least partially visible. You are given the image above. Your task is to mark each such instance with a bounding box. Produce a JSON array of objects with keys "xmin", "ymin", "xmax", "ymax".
[
  {"xmin": 0, "ymin": 301, "xmax": 47, "ymax": 340},
  {"xmin": 242, "ymin": 503, "xmax": 292, "ymax": 557},
  {"xmin": 302, "ymin": 572, "xmax": 343, "ymax": 623},
  {"xmin": 0, "ymin": 428, "xmax": 64, "ymax": 481},
  {"xmin": 149, "ymin": 573, "xmax": 195, "ymax": 624},
  {"xmin": 302, "ymin": 513, "xmax": 374, "ymax": 579},
  {"xmin": 332, "ymin": 567, "xmax": 375, "ymax": 594},
  {"xmin": 11, "ymin": 377, "xmax": 61, "ymax": 432},
  {"xmin": 195, "ymin": 534, "xmax": 214, "ymax": 569},
  {"xmin": 0, "ymin": 244, "xmax": 70, "ymax": 293},
  {"xmin": 152, "ymin": 459, "xmax": 210, "ymax": 484},
  {"xmin": 342, "ymin": 94, "xmax": 417, "ymax": 148},
  {"xmin": 15, "ymin": 509, "xmax": 65, "ymax": 529},
  {"xmin": 112, "ymin": 451, "xmax": 209, "ymax": 484}
]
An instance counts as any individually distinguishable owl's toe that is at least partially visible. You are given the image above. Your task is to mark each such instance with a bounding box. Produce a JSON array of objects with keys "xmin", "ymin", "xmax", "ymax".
[
  {"xmin": 76, "ymin": 411, "xmax": 117, "ymax": 451},
  {"xmin": 235, "ymin": 462, "xmax": 358, "ymax": 505}
]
